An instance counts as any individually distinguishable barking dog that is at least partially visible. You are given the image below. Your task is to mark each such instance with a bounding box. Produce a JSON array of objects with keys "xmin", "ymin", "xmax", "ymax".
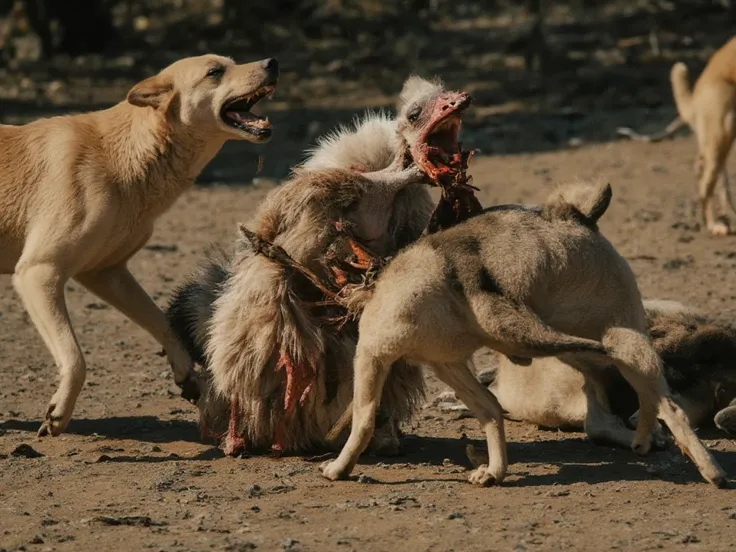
[
  {"xmin": 166, "ymin": 77, "xmax": 471, "ymax": 455},
  {"xmin": 460, "ymin": 299, "xmax": 736, "ymax": 450},
  {"xmin": 320, "ymin": 182, "xmax": 727, "ymax": 488},
  {"xmin": 0, "ymin": 54, "xmax": 278, "ymax": 436}
]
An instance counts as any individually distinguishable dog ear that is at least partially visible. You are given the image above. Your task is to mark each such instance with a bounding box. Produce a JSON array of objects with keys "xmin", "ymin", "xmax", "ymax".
[{"xmin": 127, "ymin": 74, "xmax": 174, "ymax": 109}]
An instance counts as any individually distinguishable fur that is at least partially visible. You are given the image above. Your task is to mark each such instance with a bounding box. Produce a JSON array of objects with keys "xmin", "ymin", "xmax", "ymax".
[
  {"xmin": 166, "ymin": 77, "xmax": 475, "ymax": 454},
  {"xmin": 321, "ymin": 181, "xmax": 727, "ymax": 488},
  {"xmin": 482, "ymin": 299, "xmax": 736, "ymax": 445},
  {"xmin": 618, "ymin": 36, "xmax": 736, "ymax": 235},
  {"xmin": 0, "ymin": 54, "xmax": 279, "ymax": 436}
]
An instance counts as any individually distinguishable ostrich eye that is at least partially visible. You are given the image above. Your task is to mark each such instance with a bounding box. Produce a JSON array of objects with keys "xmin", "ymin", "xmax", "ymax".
[{"xmin": 407, "ymin": 105, "xmax": 422, "ymax": 123}]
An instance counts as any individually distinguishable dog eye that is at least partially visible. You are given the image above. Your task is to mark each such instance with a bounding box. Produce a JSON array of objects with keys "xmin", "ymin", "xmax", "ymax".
[
  {"xmin": 407, "ymin": 106, "xmax": 422, "ymax": 123},
  {"xmin": 206, "ymin": 65, "xmax": 225, "ymax": 79}
]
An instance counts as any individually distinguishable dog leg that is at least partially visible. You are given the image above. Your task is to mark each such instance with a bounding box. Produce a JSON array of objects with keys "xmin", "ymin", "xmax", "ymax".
[
  {"xmin": 13, "ymin": 262, "xmax": 85, "ymax": 436},
  {"xmin": 431, "ymin": 362, "xmax": 507, "ymax": 486},
  {"xmin": 601, "ymin": 328, "xmax": 726, "ymax": 486},
  {"xmin": 657, "ymin": 396, "xmax": 727, "ymax": 487},
  {"xmin": 75, "ymin": 265, "xmax": 199, "ymax": 402},
  {"xmin": 697, "ymin": 132, "xmax": 731, "ymax": 236},
  {"xmin": 320, "ymin": 349, "xmax": 393, "ymax": 481},
  {"xmin": 599, "ymin": 327, "xmax": 663, "ymax": 455}
]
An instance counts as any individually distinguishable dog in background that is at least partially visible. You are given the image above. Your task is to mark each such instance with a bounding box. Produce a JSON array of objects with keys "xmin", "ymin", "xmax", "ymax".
[
  {"xmin": 618, "ymin": 36, "xmax": 736, "ymax": 235},
  {"xmin": 0, "ymin": 54, "xmax": 278, "ymax": 436}
]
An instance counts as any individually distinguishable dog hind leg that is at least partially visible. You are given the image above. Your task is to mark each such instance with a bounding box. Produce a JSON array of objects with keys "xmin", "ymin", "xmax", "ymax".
[
  {"xmin": 13, "ymin": 262, "xmax": 85, "ymax": 436},
  {"xmin": 696, "ymin": 121, "xmax": 733, "ymax": 235},
  {"xmin": 602, "ymin": 327, "xmax": 726, "ymax": 486},
  {"xmin": 75, "ymin": 264, "xmax": 199, "ymax": 403},
  {"xmin": 658, "ymin": 395, "xmax": 727, "ymax": 487}
]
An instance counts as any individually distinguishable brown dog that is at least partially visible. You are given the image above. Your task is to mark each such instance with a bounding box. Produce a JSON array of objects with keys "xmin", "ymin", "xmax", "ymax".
[
  {"xmin": 320, "ymin": 182, "xmax": 727, "ymax": 488},
  {"xmin": 619, "ymin": 36, "xmax": 736, "ymax": 235},
  {"xmin": 456, "ymin": 299, "xmax": 736, "ymax": 451},
  {"xmin": 0, "ymin": 54, "xmax": 278, "ymax": 436}
]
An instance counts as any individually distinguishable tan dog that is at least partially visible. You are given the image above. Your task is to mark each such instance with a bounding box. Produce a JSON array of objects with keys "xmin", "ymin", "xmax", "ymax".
[
  {"xmin": 0, "ymin": 54, "xmax": 279, "ymax": 436},
  {"xmin": 460, "ymin": 299, "xmax": 736, "ymax": 452},
  {"xmin": 619, "ymin": 36, "xmax": 736, "ymax": 235},
  {"xmin": 320, "ymin": 182, "xmax": 727, "ymax": 488}
]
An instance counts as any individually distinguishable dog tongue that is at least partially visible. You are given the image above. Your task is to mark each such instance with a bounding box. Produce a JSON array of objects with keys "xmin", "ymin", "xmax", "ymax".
[{"xmin": 227, "ymin": 111, "xmax": 249, "ymax": 122}]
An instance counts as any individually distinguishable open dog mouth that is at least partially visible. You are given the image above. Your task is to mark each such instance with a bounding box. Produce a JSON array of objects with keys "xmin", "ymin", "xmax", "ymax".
[{"xmin": 220, "ymin": 85, "xmax": 274, "ymax": 138}]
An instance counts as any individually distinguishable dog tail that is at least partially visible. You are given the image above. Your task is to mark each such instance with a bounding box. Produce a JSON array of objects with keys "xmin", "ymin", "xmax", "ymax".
[
  {"xmin": 541, "ymin": 180, "xmax": 612, "ymax": 230},
  {"xmin": 165, "ymin": 245, "xmax": 232, "ymax": 366},
  {"xmin": 671, "ymin": 62, "xmax": 694, "ymax": 125}
]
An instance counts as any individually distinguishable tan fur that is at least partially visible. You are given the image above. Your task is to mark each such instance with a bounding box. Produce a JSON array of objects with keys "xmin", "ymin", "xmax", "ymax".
[
  {"xmin": 669, "ymin": 36, "xmax": 736, "ymax": 235},
  {"xmin": 485, "ymin": 299, "xmax": 736, "ymax": 447},
  {"xmin": 321, "ymin": 182, "xmax": 727, "ymax": 488},
  {"xmin": 172, "ymin": 77, "xmax": 469, "ymax": 454},
  {"xmin": 0, "ymin": 54, "xmax": 279, "ymax": 436},
  {"xmin": 203, "ymin": 166, "xmax": 430, "ymax": 452}
]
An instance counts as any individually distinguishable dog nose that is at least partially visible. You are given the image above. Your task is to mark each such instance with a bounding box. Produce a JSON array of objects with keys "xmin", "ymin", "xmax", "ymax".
[{"xmin": 261, "ymin": 58, "xmax": 279, "ymax": 76}]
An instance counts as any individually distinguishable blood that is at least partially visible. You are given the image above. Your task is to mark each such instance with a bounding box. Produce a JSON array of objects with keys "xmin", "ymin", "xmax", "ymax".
[
  {"xmin": 271, "ymin": 349, "xmax": 317, "ymax": 454},
  {"xmin": 222, "ymin": 396, "xmax": 246, "ymax": 457}
]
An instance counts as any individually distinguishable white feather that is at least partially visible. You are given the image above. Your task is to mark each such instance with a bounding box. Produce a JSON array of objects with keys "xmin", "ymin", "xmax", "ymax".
[{"xmin": 299, "ymin": 110, "xmax": 400, "ymax": 173}]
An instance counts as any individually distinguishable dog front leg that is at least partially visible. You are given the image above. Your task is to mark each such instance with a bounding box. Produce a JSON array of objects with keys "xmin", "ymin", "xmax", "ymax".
[
  {"xmin": 13, "ymin": 262, "xmax": 85, "ymax": 436},
  {"xmin": 75, "ymin": 264, "xmax": 199, "ymax": 403},
  {"xmin": 320, "ymin": 349, "xmax": 393, "ymax": 481},
  {"xmin": 432, "ymin": 362, "xmax": 507, "ymax": 486}
]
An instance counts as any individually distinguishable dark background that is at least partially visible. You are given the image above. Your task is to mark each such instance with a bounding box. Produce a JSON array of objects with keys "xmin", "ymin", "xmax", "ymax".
[{"xmin": 0, "ymin": 0, "xmax": 734, "ymax": 181}]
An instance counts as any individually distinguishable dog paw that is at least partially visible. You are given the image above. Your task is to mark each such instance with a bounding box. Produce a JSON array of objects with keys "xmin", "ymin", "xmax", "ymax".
[
  {"xmin": 319, "ymin": 460, "xmax": 350, "ymax": 481},
  {"xmin": 37, "ymin": 404, "xmax": 69, "ymax": 437},
  {"xmin": 632, "ymin": 436, "xmax": 652, "ymax": 456},
  {"xmin": 468, "ymin": 465, "xmax": 498, "ymax": 487},
  {"xmin": 177, "ymin": 373, "xmax": 201, "ymax": 404},
  {"xmin": 709, "ymin": 221, "xmax": 730, "ymax": 236}
]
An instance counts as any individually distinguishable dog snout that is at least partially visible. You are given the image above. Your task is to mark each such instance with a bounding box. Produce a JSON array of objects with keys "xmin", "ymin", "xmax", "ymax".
[{"xmin": 261, "ymin": 58, "xmax": 279, "ymax": 78}]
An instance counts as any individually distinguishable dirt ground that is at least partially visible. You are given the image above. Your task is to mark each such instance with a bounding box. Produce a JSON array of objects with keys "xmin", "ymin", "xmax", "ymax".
[
  {"xmin": 2, "ymin": 137, "xmax": 736, "ymax": 552},
  {"xmin": 3, "ymin": 2, "xmax": 736, "ymax": 550}
]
